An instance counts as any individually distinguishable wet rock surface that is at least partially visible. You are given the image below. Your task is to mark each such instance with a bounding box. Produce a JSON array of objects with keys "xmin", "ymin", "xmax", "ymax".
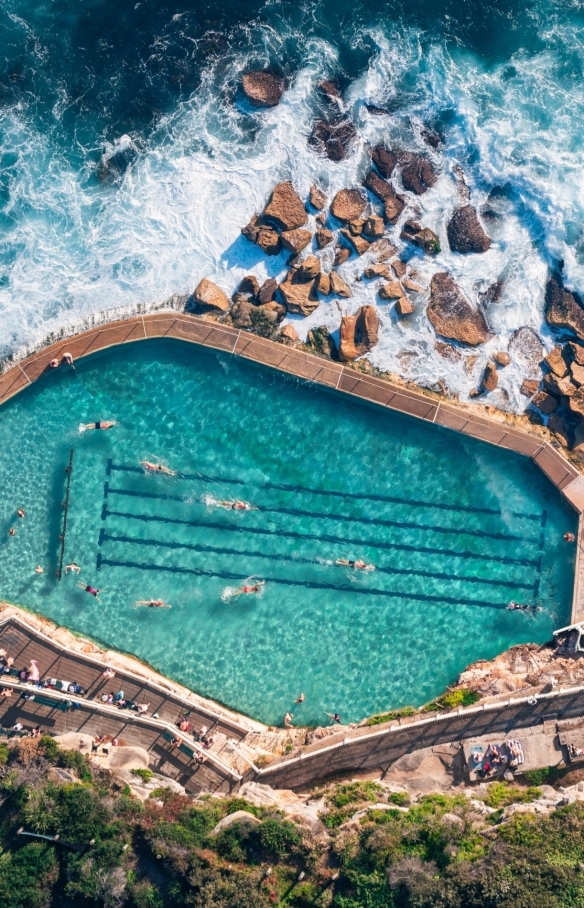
[
  {"xmin": 370, "ymin": 145, "xmax": 397, "ymax": 178},
  {"xmin": 427, "ymin": 273, "xmax": 491, "ymax": 345},
  {"xmin": 241, "ymin": 70, "xmax": 284, "ymax": 107},
  {"xmin": 263, "ymin": 181, "xmax": 307, "ymax": 231},
  {"xmin": 447, "ymin": 205, "xmax": 491, "ymax": 254},
  {"xmin": 339, "ymin": 305, "xmax": 379, "ymax": 360},
  {"xmin": 401, "ymin": 221, "xmax": 441, "ymax": 255},
  {"xmin": 192, "ymin": 278, "xmax": 231, "ymax": 312},
  {"xmin": 308, "ymin": 119, "xmax": 358, "ymax": 161},
  {"xmin": 330, "ymin": 188, "xmax": 367, "ymax": 222},
  {"xmin": 545, "ymin": 275, "xmax": 584, "ymax": 338},
  {"xmin": 398, "ymin": 151, "xmax": 437, "ymax": 194}
]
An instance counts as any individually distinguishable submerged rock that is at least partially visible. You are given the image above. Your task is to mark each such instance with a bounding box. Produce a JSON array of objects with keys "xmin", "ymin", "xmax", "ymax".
[
  {"xmin": 263, "ymin": 182, "xmax": 307, "ymax": 231},
  {"xmin": 399, "ymin": 152, "xmax": 437, "ymax": 194},
  {"xmin": 370, "ymin": 145, "xmax": 397, "ymax": 178},
  {"xmin": 447, "ymin": 205, "xmax": 492, "ymax": 254},
  {"xmin": 339, "ymin": 306, "xmax": 379, "ymax": 361},
  {"xmin": 545, "ymin": 275, "xmax": 584, "ymax": 339},
  {"xmin": 363, "ymin": 170, "xmax": 405, "ymax": 223},
  {"xmin": 330, "ymin": 189, "xmax": 367, "ymax": 223},
  {"xmin": 192, "ymin": 278, "xmax": 231, "ymax": 313},
  {"xmin": 308, "ymin": 119, "xmax": 358, "ymax": 161},
  {"xmin": 427, "ymin": 273, "xmax": 491, "ymax": 346},
  {"xmin": 241, "ymin": 71, "xmax": 284, "ymax": 107},
  {"xmin": 401, "ymin": 221, "xmax": 441, "ymax": 255}
]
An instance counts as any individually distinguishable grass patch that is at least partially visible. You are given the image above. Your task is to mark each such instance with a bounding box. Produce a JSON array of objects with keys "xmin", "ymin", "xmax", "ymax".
[
  {"xmin": 364, "ymin": 707, "xmax": 418, "ymax": 726},
  {"xmin": 483, "ymin": 782, "xmax": 542, "ymax": 809},
  {"xmin": 423, "ymin": 689, "xmax": 481, "ymax": 711}
]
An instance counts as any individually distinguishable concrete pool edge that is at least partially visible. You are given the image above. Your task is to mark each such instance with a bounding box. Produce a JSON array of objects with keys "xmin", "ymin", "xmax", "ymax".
[{"xmin": 1, "ymin": 310, "xmax": 584, "ymax": 623}]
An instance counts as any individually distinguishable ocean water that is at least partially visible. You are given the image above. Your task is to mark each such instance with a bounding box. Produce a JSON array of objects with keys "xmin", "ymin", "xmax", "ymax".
[
  {"xmin": 2, "ymin": 1, "xmax": 584, "ymax": 407},
  {"xmin": 0, "ymin": 341, "xmax": 576, "ymax": 725}
]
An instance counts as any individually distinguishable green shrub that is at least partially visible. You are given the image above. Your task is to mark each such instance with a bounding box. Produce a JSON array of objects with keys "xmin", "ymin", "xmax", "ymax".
[
  {"xmin": 423, "ymin": 689, "xmax": 481, "ymax": 711},
  {"xmin": 0, "ymin": 743, "xmax": 9, "ymax": 766},
  {"xmin": 55, "ymin": 748, "xmax": 92, "ymax": 782},
  {"xmin": 256, "ymin": 817, "xmax": 301, "ymax": 857},
  {"xmin": 0, "ymin": 843, "xmax": 58, "ymax": 908},
  {"xmin": 483, "ymin": 782, "xmax": 542, "ymax": 809},
  {"xmin": 365, "ymin": 707, "xmax": 417, "ymax": 726},
  {"xmin": 38, "ymin": 736, "xmax": 59, "ymax": 761},
  {"xmin": 328, "ymin": 782, "xmax": 382, "ymax": 809},
  {"xmin": 524, "ymin": 767, "xmax": 553, "ymax": 786},
  {"xmin": 388, "ymin": 791, "xmax": 410, "ymax": 807},
  {"xmin": 130, "ymin": 768, "xmax": 154, "ymax": 783}
]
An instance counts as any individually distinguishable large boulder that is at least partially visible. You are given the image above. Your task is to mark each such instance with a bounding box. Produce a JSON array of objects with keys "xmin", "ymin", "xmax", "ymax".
[
  {"xmin": 263, "ymin": 182, "xmax": 307, "ymax": 231},
  {"xmin": 280, "ymin": 228, "xmax": 312, "ymax": 254},
  {"xmin": 481, "ymin": 361, "xmax": 499, "ymax": 392},
  {"xmin": 255, "ymin": 225, "xmax": 281, "ymax": 255},
  {"xmin": 378, "ymin": 281, "xmax": 403, "ymax": 300},
  {"xmin": 330, "ymin": 271, "xmax": 352, "ymax": 298},
  {"xmin": 330, "ymin": 189, "xmax": 367, "ymax": 223},
  {"xmin": 340, "ymin": 229, "xmax": 370, "ymax": 256},
  {"xmin": 295, "ymin": 255, "xmax": 320, "ymax": 280},
  {"xmin": 339, "ymin": 306, "xmax": 379, "ymax": 361},
  {"xmin": 258, "ymin": 278, "xmax": 278, "ymax": 304},
  {"xmin": 309, "ymin": 119, "xmax": 358, "ymax": 161},
  {"xmin": 370, "ymin": 145, "xmax": 397, "ymax": 178},
  {"xmin": 231, "ymin": 298, "xmax": 285, "ymax": 331},
  {"xmin": 193, "ymin": 278, "xmax": 231, "ymax": 313},
  {"xmin": 545, "ymin": 275, "xmax": 584, "ymax": 339},
  {"xmin": 279, "ymin": 273, "xmax": 319, "ymax": 315},
  {"xmin": 241, "ymin": 71, "xmax": 284, "ymax": 108},
  {"xmin": 233, "ymin": 275, "xmax": 260, "ymax": 301},
  {"xmin": 401, "ymin": 221, "xmax": 441, "ymax": 255},
  {"xmin": 399, "ymin": 152, "xmax": 437, "ymax": 194},
  {"xmin": 308, "ymin": 185, "xmax": 327, "ymax": 210},
  {"xmin": 362, "ymin": 216, "xmax": 385, "ymax": 238},
  {"xmin": 427, "ymin": 273, "xmax": 491, "ymax": 346},
  {"xmin": 447, "ymin": 206, "xmax": 491, "ymax": 254},
  {"xmin": 363, "ymin": 170, "xmax": 405, "ymax": 223},
  {"xmin": 315, "ymin": 228, "xmax": 334, "ymax": 249}
]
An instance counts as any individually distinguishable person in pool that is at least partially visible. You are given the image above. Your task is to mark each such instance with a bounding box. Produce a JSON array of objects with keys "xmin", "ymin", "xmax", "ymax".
[
  {"xmin": 507, "ymin": 601, "xmax": 541, "ymax": 614},
  {"xmin": 238, "ymin": 582, "xmax": 265, "ymax": 595},
  {"xmin": 335, "ymin": 558, "xmax": 375, "ymax": 571},
  {"xmin": 80, "ymin": 420, "xmax": 117, "ymax": 430},
  {"xmin": 216, "ymin": 499, "xmax": 258, "ymax": 511},
  {"xmin": 135, "ymin": 599, "xmax": 171, "ymax": 609},
  {"xmin": 140, "ymin": 461, "xmax": 176, "ymax": 476},
  {"xmin": 77, "ymin": 582, "xmax": 105, "ymax": 602}
]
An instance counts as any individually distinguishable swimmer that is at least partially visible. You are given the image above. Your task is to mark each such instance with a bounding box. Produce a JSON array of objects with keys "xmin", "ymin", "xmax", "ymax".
[
  {"xmin": 34, "ymin": 566, "xmax": 44, "ymax": 574},
  {"xmin": 8, "ymin": 528, "xmax": 16, "ymax": 537},
  {"xmin": 284, "ymin": 712, "xmax": 294, "ymax": 728},
  {"xmin": 77, "ymin": 582, "xmax": 105, "ymax": 602},
  {"xmin": 564, "ymin": 532, "xmax": 576, "ymax": 543},
  {"xmin": 135, "ymin": 599, "xmax": 171, "ymax": 609},
  {"xmin": 507, "ymin": 601, "xmax": 541, "ymax": 614},
  {"xmin": 294, "ymin": 693, "xmax": 305, "ymax": 703},
  {"xmin": 65, "ymin": 562, "xmax": 81, "ymax": 575},
  {"xmin": 216, "ymin": 499, "xmax": 258, "ymax": 511},
  {"xmin": 335, "ymin": 558, "xmax": 375, "ymax": 571},
  {"xmin": 17, "ymin": 509, "xmax": 25, "ymax": 518},
  {"xmin": 325, "ymin": 711, "xmax": 341, "ymax": 724},
  {"xmin": 62, "ymin": 352, "xmax": 74, "ymax": 366},
  {"xmin": 80, "ymin": 420, "xmax": 117, "ymax": 432},
  {"xmin": 239, "ymin": 582, "xmax": 265, "ymax": 595},
  {"xmin": 140, "ymin": 461, "xmax": 176, "ymax": 476}
]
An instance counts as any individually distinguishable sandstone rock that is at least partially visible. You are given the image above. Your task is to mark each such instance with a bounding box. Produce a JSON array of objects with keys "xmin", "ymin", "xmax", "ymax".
[
  {"xmin": 401, "ymin": 221, "xmax": 441, "ymax": 255},
  {"xmin": 520, "ymin": 379, "xmax": 540, "ymax": 397},
  {"xmin": 258, "ymin": 301, "xmax": 283, "ymax": 325},
  {"xmin": 308, "ymin": 119, "xmax": 358, "ymax": 162},
  {"xmin": 362, "ymin": 216, "xmax": 385, "ymax": 238},
  {"xmin": 334, "ymin": 246, "xmax": 351, "ymax": 266},
  {"xmin": 263, "ymin": 181, "xmax": 307, "ymax": 231},
  {"xmin": 435, "ymin": 342, "xmax": 462, "ymax": 362},
  {"xmin": 330, "ymin": 271, "xmax": 352, "ymax": 298},
  {"xmin": 296, "ymin": 255, "xmax": 320, "ymax": 280},
  {"xmin": 395, "ymin": 296, "xmax": 415, "ymax": 317},
  {"xmin": 427, "ymin": 273, "xmax": 491, "ymax": 346},
  {"xmin": 378, "ymin": 281, "xmax": 403, "ymax": 300},
  {"xmin": 242, "ymin": 71, "xmax": 284, "ymax": 108},
  {"xmin": 363, "ymin": 170, "xmax": 405, "ymax": 223},
  {"xmin": 241, "ymin": 214, "xmax": 261, "ymax": 243},
  {"xmin": 568, "ymin": 341, "xmax": 584, "ymax": 366},
  {"xmin": 391, "ymin": 260, "xmax": 407, "ymax": 278},
  {"xmin": 399, "ymin": 152, "xmax": 437, "ymax": 194},
  {"xmin": 570, "ymin": 387, "xmax": 584, "ymax": 418},
  {"xmin": 370, "ymin": 145, "xmax": 397, "ymax": 178},
  {"xmin": 402, "ymin": 278, "xmax": 424, "ymax": 293},
  {"xmin": 234, "ymin": 275, "xmax": 260, "ymax": 300},
  {"xmin": 279, "ymin": 274, "xmax": 318, "ymax": 315},
  {"xmin": 315, "ymin": 228, "xmax": 334, "ymax": 249},
  {"xmin": 532, "ymin": 390, "xmax": 558, "ymax": 415},
  {"xmin": 316, "ymin": 272, "xmax": 331, "ymax": 295},
  {"xmin": 494, "ymin": 351, "xmax": 511, "ymax": 367},
  {"xmin": 255, "ymin": 225, "xmax": 281, "ymax": 255},
  {"xmin": 339, "ymin": 305, "xmax": 379, "ymax": 360},
  {"xmin": 308, "ymin": 185, "xmax": 327, "ymax": 210},
  {"xmin": 447, "ymin": 205, "xmax": 492, "ymax": 254},
  {"xmin": 330, "ymin": 188, "xmax": 367, "ymax": 222},
  {"xmin": 369, "ymin": 238, "xmax": 397, "ymax": 261},
  {"xmin": 545, "ymin": 345, "xmax": 570, "ymax": 378},
  {"xmin": 571, "ymin": 362, "xmax": 584, "ymax": 386},
  {"xmin": 348, "ymin": 218, "xmax": 365, "ymax": 236},
  {"xmin": 545, "ymin": 275, "xmax": 584, "ymax": 338},
  {"xmin": 318, "ymin": 79, "xmax": 341, "ymax": 101},
  {"xmin": 280, "ymin": 228, "xmax": 312, "ymax": 254},
  {"xmin": 280, "ymin": 323, "xmax": 299, "ymax": 344},
  {"xmin": 364, "ymin": 264, "xmax": 391, "ymax": 280},
  {"xmin": 482, "ymin": 361, "xmax": 499, "ymax": 392},
  {"xmin": 341, "ymin": 229, "xmax": 370, "ymax": 256},
  {"xmin": 543, "ymin": 372, "xmax": 576, "ymax": 397},
  {"xmin": 548, "ymin": 413, "xmax": 571, "ymax": 448},
  {"xmin": 573, "ymin": 419, "xmax": 584, "ymax": 450},
  {"xmin": 258, "ymin": 278, "xmax": 278, "ymax": 304},
  {"xmin": 193, "ymin": 278, "xmax": 231, "ymax": 312}
]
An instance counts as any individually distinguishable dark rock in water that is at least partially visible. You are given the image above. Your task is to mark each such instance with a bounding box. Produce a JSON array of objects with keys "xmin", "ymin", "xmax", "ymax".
[
  {"xmin": 263, "ymin": 182, "xmax": 307, "ymax": 231},
  {"xmin": 481, "ymin": 361, "xmax": 499, "ymax": 392},
  {"xmin": 543, "ymin": 372, "xmax": 576, "ymax": 398},
  {"xmin": 192, "ymin": 278, "xmax": 231, "ymax": 313},
  {"xmin": 401, "ymin": 221, "xmax": 441, "ymax": 255},
  {"xmin": 362, "ymin": 216, "xmax": 385, "ymax": 238},
  {"xmin": 363, "ymin": 170, "xmax": 404, "ymax": 223},
  {"xmin": 545, "ymin": 275, "xmax": 584, "ymax": 339},
  {"xmin": 258, "ymin": 278, "xmax": 278, "ymax": 304},
  {"xmin": 370, "ymin": 145, "xmax": 397, "ymax": 179},
  {"xmin": 427, "ymin": 273, "xmax": 491, "ymax": 346},
  {"xmin": 318, "ymin": 79, "xmax": 341, "ymax": 101},
  {"xmin": 399, "ymin": 152, "xmax": 437, "ymax": 194},
  {"xmin": 447, "ymin": 205, "xmax": 491, "ymax": 254},
  {"xmin": 339, "ymin": 306, "xmax": 379, "ymax": 360},
  {"xmin": 280, "ymin": 228, "xmax": 312, "ymax": 254},
  {"xmin": 307, "ymin": 325, "xmax": 338, "ymax": 359},
  {"xmin": 330, "ymin": 189, "xmax": 367, "ymax": 223},
  {"xmin": 315, "ymin": 228, "xmax": 334, "ymax": 249},
  {"xmin": 477, "ymin": 279, "xmax": 504, "ymax": 305},
  {"xmin": 241, "ymin": 214, "xmax": 261, "ymax": 243},
  {"xmin": 365, "ymin": 105, "xmax": 389, "ymax": 116},
  {"xmin": 568, "ymin": 341, "xmax": 584, "ymax": 366},
  {"xmin": 309, "ymin": 119, "xmax": 358, "ymax": 162},
  {"xmin": 255, "ymin": 226, "xmax": 281, "ymax": 255},
  {"xmin": 234, "ymin": 275, "xmax": 260, "ymax": 301},
  {"xmin": 308, "ymin": 185, "xmax": 327, "ymax": 210},
  {"xmin": 242, "ymin": 70, "xmax": 284, "ymax": 108},
  {"xmin": 420, "ymin": 125, "xmax": 443, "ymax": 149},
  {"xmin": 97, "ymin": 139, "xmax": 138, "ymax": 182}
]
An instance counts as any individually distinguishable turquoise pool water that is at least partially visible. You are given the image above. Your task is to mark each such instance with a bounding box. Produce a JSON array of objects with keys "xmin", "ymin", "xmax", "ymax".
[{"xmin": 0, "ymin": 340, "xmax": 577, "ymax": 726}]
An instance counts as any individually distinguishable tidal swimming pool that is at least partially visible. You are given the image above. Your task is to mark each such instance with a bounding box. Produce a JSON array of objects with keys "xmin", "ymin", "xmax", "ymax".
[{"xmin": 0, "ymin": 340, "xmax": 577, "ymax": 726}]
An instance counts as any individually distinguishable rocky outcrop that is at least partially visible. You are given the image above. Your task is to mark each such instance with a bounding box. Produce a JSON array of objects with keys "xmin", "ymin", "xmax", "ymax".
[
  {"xmin": 233, "ymin": 275, "xmax": 260, "ymax": 301},
  {"xmin": 401, "ymin": 221, "xmax": 441, "ymax": 255},
  {"xmin": 280, "ymin": 323, "xmax": 299, "ymax": 344},
  {"xmin": 378, "ymin": 281, "xmax": 403, "ymax": 300},
  {"xmin": 295, "ymin": 255, "xmax": 320, "ymax": 280},
  {"xmin": 399, "ymin": 152, "xmax": 437, "ymax": 194},
  {"xmin": 279, "ymin": 272, "xmax": 319, "ymax": 316},
  {"xmin": 308, "ymin": 185, "xmax": 327, "ymax": 210},
  {"xmin": 481, "ymin": 361, "xmax": 498, "ymax": 392},
  {"xmin": 545, "ymin": 345, "xmax": 570, "ymax": 378},
  {"xmin": 315, "ymin": 228, "xmax": 334, "ymax": 249},
  {"xmin": 339, "ymin": 306, "xmax": 379, "ymax": 360},
  {"xmin": 363, "ymin": 170, "xmax": 405, "ymax": 223},
  {"xmin": 316, "ymin": 271, "xmax": 331, "ymax": 295},
  {"xmin": 341, "ymin": 229, "xmax": 370, "ymax": 256},
  {"xmin": 395, "ymin": 296, "xmax": 415, "ymax": 317},
  {"xmin": 548, "ymin": 413, "xmax": 571, "ymax": 447},
  {"xmin": 334, "ymin": 246, "xmax": 350, "ymax": 266},
  {"xmin": 318, "ymin": 79, "xmax": 341, "ymax": 102},
  {"xmin": 241, "ymin": 71, "xmax": 284, "ymax": 107},
  {"xmin": 362, "ymin": 216, "xmax": 385, "ymax": 238},
  {"xmin": 308, "ymin": 119, "xmax": 358, "ymax": 161},
  {"xmin": 545, "ymin": 275, "xmax": 584, "ymax": 338},
  {"xmin": 255, "ymin": 225, "xmax": 281, "ymax": 255},
  {"xmin": 263, "ymin": 182, "xmax": 307, "ymax": 231},
  {"xmin": 192, "ymin": 278, "xmax": 231, "ymax": 313},
  {"xmin": 330, "ymin": 189, "xmax": 367, "ymax": 222},
  {"xmin": 520, "ymin": 379, "xmax": 540, "ymax": 397},
  {"xmin": 307, "ymin": 325, "xmax": 338, "ymax": 359},
  {"xmin": 370, "ymin": 145, "xmax": 397, "ymax": 178},
  {"xmin": 230, "ymin": 298, "xmax": 285, "ymax": 330},
  {"xmin": 330, "ymin": 271, "xmax": 352, "ymax": 298},
  {"xmin": 447, "ymin": 205, "xmax": 491, "ymax": 254},
  {"xmin": 532, "ymin": 390, "xmax": 557, "ymax": 415},
  {"xmin": 427, "ymin": 273, "xmax": 491, "ymax": 346},
  {"xmin": 258, "ymin": 278, "xmax": 278, "ymax": 304},
  {"xmin": 364, "ymin": 264, "xmax": 391, "ymax": 280},
  {"xmin": 280, "ymin": 228, "xmax": 312, "ymax": 254}
]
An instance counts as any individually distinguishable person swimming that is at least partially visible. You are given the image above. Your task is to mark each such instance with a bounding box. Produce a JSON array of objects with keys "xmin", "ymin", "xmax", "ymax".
[
  {"xmin": 507, "ymin": 601, "xmax": 541, "ymax": 614},
  {"xmin": 140, "ymin": 461, "xmax": 176, "ymax": 476},
  {"xmin": 65, "ymin": 562, "xmax": 81, "ymax": 574},
  {"xmin": 239, "ymin": 582, "xmax": 264, "ymax": 594},
  {"xmin": 80, "ymin": 420, "xmax": 117, "ymax": 431},
  {"xmin": 335, "ymin": 558, "xmax": 375, "ymax": 571},
  {"xmin": 77, "ymin": 582, "xmax": 105, "ymax": 602},
  {"xmin": 218, "ymin": 499, "xmax": 258, "ymax": 511},
  {"xmin": 135, "ymin": 599, "xmax": 171, "ymax": 609}
]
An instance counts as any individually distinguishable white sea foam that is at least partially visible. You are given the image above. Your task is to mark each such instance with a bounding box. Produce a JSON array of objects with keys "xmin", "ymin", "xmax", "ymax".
[{"xmin": 1, "ymin": 24, "xmax": 584, "ymax": 411}]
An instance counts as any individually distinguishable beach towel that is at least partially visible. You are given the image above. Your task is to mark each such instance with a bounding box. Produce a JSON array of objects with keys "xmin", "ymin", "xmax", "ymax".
[{"xmin": 505, "ymin": 740, "xmax": 525, "ymax": 765}]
